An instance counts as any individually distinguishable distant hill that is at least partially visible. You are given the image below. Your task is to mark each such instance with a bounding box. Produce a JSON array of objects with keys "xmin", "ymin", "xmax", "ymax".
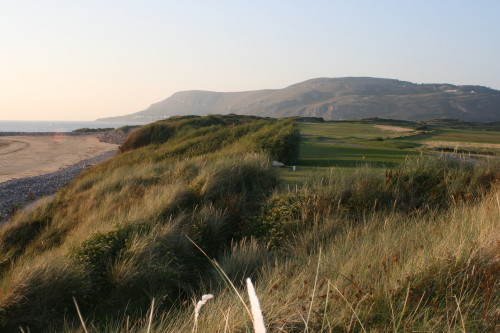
[{"xmin": 97, "ymin": 77, "xmax": 500, "ymax": 122}]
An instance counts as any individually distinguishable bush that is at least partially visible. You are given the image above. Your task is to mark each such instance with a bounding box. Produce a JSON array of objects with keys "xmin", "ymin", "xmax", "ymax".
[
  {"xmin": 249, "ymin": 195, "xmax": 303, "ymax": 246},
  {"xmin": 72, "ymin": 128, "xmax": 113, "ymax": 133},
  {"xmin": 113, "ymin": 125, "xmax": 142, "ymax": 135},
  {"xmin": 119, "ymin": 122, "xmax": 176, "ymax": 151},
  {"xmin": 69, "ymin": 224, "xmax": 144, "ymax": 292}
]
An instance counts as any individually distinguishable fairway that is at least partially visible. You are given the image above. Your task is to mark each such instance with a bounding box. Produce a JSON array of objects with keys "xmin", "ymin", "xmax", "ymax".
[
  {"xmin": 282, "ymin": 119, "xmax": 500, "ymax": 182},
  {"xmin": 300, "ymin": 121, "xmax": 416, "ymax": 140}
]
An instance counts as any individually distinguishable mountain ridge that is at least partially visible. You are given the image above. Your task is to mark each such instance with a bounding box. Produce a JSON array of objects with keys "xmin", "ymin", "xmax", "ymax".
[{"xmin": 97, "ymin": 77, "xmax": 500, "ymax": 122}]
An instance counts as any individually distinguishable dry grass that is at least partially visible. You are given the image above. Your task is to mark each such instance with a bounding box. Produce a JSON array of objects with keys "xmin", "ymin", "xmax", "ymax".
[
  {"xmin": 141, "ymin": 185, "xmax": 499, "ymax": 332},
  {"xmin": 0, "ymin": 115, "xmax": 297, "ymax": 331},
  {"xmin": 0, "ymin": 115, "xmax": 498, "ymax": 332},
  {"xmin": 51, "ymin": 168, "xmax": 499, "ymax": 332}
]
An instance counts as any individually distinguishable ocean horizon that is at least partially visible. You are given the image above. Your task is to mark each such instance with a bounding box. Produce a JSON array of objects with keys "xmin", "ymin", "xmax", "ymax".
[{"xmin": 0, "ymin": 120, "xmax": 148, "ymax": 132}]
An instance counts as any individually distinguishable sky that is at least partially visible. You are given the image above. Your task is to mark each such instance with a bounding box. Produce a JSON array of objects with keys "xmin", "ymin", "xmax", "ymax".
[{"xmin": 1, "ymin": 0, "xmax": 499, "ymax": 121}]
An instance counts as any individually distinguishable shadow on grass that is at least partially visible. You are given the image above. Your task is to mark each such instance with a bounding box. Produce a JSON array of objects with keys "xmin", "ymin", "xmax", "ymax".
[{"xmin": 297, "ymin": 159, "xmax": 399, "ymax": 168}]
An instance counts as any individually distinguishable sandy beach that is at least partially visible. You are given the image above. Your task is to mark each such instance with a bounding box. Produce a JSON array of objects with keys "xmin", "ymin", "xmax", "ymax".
[{"xmin": 0, "ymin": 134, "xmax": 119, "ymax": 183}]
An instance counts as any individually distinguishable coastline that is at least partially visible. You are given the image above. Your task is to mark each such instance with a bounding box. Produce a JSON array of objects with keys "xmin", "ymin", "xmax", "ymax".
[
  {"xmin": 0, "ymin": 132, "xmax": 125, "ymax": 223},
  {"xmin": 0, "ymin": 131, "xmax": 105, "ymax": 136},
  {"xmin": 0, "ymin": 151, "xmax": 116, "ymax": 223},
  {"xmin": 0, "ymin": 133, "xmax": 120, "ymax": 182}
]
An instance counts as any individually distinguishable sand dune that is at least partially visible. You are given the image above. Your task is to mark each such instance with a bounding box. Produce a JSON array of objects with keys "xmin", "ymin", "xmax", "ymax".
[{"xmin": 0, "ymin": 135, "xmax": 119, "ymax": 182}]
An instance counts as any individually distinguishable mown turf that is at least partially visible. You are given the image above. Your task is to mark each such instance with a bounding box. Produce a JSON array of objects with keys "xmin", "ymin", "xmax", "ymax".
[
  {"xmin": 406, "ymin": 128, "xmax": 500, "ymax": 144},
  {"xmin": 299, "ymin": 122, "xmax": 398, "ymax": 140},
  {"xmin": 283, "ymin": 119, "xmax": 500, "ymax": 183}
]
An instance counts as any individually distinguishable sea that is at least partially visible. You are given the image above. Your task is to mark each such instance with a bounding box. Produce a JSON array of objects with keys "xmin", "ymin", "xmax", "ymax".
[{"xmin": 0, "ymin": 120, "xmax": 148, "ymax": 132}]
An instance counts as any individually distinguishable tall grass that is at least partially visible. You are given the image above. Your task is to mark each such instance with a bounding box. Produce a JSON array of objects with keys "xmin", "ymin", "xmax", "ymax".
[
  {"xmin": 0, "ymin": 114, "xmax": 498, "ymax": 331},
  {"xmin": 0, "ymin": 115, "xmax": 299, "ymax": 331},
  {"xmin": 125, "ymin": 181, "xmax": 498, "ymax": 332},
  {"xmin": 52, "ymin": 160, "xmax": 498, "ymax": 332}
]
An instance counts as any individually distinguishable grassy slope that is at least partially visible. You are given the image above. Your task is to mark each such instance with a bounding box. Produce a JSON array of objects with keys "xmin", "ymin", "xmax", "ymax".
[
  {"xmin": 0, "ymin": 116, "xmax": 498, "ymax": 332},
  {"xmin": 0, "ymin": 115, "xmax": 300, "ymax": 331}
]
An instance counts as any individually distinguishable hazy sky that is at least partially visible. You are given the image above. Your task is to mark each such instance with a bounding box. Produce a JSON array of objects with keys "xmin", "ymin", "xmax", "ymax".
[{"xmin": 1, "ymin": 0, "xmax": 499, "ymax": 121}]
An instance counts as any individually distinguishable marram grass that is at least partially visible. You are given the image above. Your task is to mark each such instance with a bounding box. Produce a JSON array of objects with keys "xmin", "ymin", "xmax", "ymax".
[
  {"xmin": 0, "ymin": 115, "xmax": 498, "ymax": 332},
  {"xmin": 49, "ymin": 174, "xmax": 498, "ymax": 332}
]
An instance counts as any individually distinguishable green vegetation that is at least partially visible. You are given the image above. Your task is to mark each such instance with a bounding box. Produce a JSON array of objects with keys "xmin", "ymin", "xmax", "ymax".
[
  {"xmin": 0, "ymin": 115, "xmax": 299, "ymax": 331},
  {"xmin": 72, "ymin": 128, "xmax": 114, "ymax": 133},
  {"xmin": 0, "ymin": 115, "xmax": 498, "ymax": 332},
  {"xmin": 282, "ymin": 118, "xmax": 500, "ymax": 183},
  {"xmin": 113, "ymin": 125, "xmax": 142, "ymax": 135}
]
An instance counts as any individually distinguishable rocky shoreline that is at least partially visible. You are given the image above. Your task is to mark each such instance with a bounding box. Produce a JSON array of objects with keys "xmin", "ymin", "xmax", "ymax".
[{"xmin": 0, "ymin": 150, "xmax": 116, "ymax": 223}]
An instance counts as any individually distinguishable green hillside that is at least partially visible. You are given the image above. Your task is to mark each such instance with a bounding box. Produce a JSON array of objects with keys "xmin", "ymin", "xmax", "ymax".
[{"xmin": 0, "ymin": 115, "xmax": 498, "ymax": 332}]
